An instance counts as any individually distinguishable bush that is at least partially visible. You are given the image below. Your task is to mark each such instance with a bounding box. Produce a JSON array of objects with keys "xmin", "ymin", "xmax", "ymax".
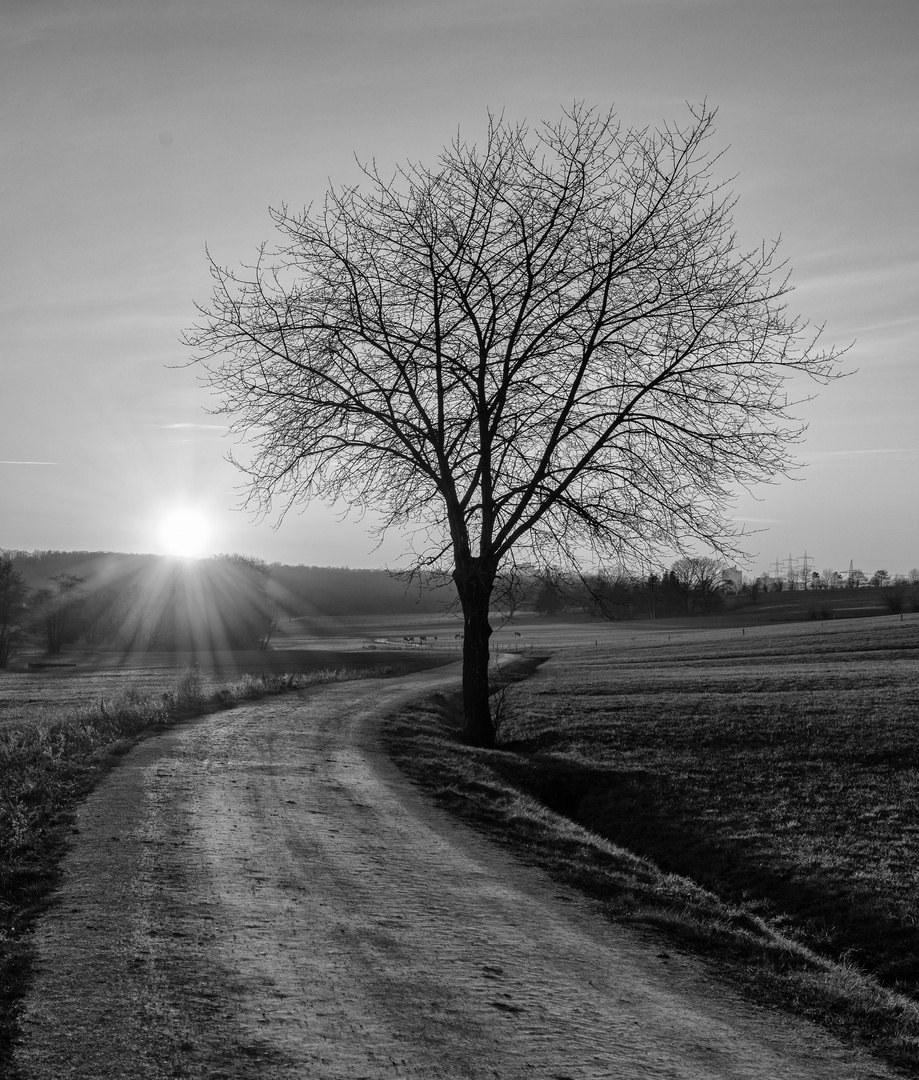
[
  {"xmin": 809, "ymin": 605, "xmax": 835, "ymax": 620},
  {"xmin": 884, "ymin": 587, "xmax": 908, "ymax": 615},
  {"xmin": 167, "ymin": 665, "xmax": 206, "ymax": 712}
]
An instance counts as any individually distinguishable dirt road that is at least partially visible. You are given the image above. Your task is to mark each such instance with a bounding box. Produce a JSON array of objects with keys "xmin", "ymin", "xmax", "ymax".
[{"xmin": 14, "ymin": 666, "xmax": 893, "ymax": 1079}]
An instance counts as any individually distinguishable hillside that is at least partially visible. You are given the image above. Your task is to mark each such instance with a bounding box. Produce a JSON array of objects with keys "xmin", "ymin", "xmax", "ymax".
[{"xmin": 3, "ymin": 550, "xmax": 457, "ymax": 618}]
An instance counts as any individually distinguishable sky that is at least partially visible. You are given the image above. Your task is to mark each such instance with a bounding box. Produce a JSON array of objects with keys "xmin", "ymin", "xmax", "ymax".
[{"xmin": 2, "ymin": 0, "xmax": 917, "ymax": 578}]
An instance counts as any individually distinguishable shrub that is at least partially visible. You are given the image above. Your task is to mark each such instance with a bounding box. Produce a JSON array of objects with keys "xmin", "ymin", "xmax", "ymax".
[{"xmin": 168, "ymin": 665, "xmax": 206, "ymax": 712}]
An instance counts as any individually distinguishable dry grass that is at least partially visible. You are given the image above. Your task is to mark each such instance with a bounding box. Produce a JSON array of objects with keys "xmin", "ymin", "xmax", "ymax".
[
  {"xmin": 0, "ymin": 651, "xmax": 447, "ymax": 1075},
  {"xmin": 383, "ymin": 616, "xmax": 919, "ymax": 1075}
]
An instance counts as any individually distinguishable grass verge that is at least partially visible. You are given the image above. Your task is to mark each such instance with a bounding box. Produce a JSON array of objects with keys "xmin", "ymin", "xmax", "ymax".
[
  {"xmin": 382, "ymin": 644, "xmax": 919, "ymax": 1077},
  {"xmin": 0, "ymin": 662, "xmax": 395, "ymax": 1075}
]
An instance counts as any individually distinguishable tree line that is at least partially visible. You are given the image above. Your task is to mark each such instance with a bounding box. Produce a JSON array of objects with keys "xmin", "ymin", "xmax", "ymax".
[
  {"xmin": 0, "ymin": 551, "xmax": 456, "ymax": 668},
  {"xmin": 523, "ymin": 557, "xmax": 728, "ymax": 619},
  {"xmin": 0, "ymin": 553, "xmax": 279, "ymax": 666}
]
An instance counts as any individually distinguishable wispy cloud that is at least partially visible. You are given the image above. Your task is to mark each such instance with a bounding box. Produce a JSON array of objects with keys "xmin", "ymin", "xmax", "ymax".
[
  {"xmin": 0, "ymin": 460, "xmax": 59, "ymax": 465},
  {"xmin": 160, "ymin": 423, "xmax": 228, "ymax": 430},
  {"xmin": 807, "ymin": 448, "xmax": 919, "ymax": 459}
]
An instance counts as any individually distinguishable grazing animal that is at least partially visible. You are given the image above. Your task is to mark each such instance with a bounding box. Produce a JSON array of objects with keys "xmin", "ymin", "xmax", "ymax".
[{"xmin": 514, "ymin": 631, "xmax": 521, "ymax": 638}]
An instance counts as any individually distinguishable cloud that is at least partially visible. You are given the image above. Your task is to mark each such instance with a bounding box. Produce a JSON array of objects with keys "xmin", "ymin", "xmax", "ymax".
[
  {"xmin": 160, "ymin": 423, "xmax": 228, "ymax": 430},
  {"xmin": 807, "ymin": 448, "xmax": 919, "ymax": 459}
]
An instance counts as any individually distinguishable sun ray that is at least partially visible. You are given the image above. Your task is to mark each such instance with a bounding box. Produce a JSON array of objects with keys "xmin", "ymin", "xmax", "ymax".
[{"xmin": 158, "ymin": 507, "xmax": 212, "ymax": 558}]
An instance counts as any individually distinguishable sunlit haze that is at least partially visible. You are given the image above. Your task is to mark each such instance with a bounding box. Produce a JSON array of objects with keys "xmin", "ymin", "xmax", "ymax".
[
  {"xmin": 157, "ymin": 506, "xmax": 212, "ymax": 559},
  {"xmin": 2, "ymin": 0, "xmax": 917, "ymax": 577}
]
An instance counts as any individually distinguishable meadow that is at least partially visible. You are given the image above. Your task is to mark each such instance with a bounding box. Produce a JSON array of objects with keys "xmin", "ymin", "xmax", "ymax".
[{"xmin": 384, "ymin": 613, "xmax": 919, "ymax": 1073}]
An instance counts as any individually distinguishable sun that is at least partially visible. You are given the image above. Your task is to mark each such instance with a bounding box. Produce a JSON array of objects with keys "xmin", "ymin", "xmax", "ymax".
[{"xmin": 158, "ymin": 507, "xmax": 212, "ymax": 558}]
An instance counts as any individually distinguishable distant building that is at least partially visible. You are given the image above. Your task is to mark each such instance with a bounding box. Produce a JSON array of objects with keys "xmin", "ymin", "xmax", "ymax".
[{"xmin": 722, "ymin": 567, "xmax": 743, "ymax": 590}]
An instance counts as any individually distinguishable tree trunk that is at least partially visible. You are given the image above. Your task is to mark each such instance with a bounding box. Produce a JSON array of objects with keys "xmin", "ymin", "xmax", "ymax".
[{"xmin": 453, "ymin": 556, "xmax": 497, "ymax": 748}]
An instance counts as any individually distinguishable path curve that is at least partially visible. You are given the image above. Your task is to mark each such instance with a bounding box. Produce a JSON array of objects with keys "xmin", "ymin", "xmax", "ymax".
[{"xmin": 15, "ymin": 666, "xmax": 892, "ymax": 1079}]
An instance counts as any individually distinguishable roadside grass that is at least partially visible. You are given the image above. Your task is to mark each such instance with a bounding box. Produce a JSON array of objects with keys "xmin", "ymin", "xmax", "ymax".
[
  {"xmin": 382, "ymin": 619, "xmax": 919, "ymax": 1075},
  {"xmin": 0, "ymin": 658, "xmax": 407, "ymax": 1074}
]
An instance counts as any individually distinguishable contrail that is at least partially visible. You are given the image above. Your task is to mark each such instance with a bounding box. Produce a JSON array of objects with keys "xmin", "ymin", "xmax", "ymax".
[{"xmin": 0, "ymin": 460, "xmax": 59, "ymax": 465}]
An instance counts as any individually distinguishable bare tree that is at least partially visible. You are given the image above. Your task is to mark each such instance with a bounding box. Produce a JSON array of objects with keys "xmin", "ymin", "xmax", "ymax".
[
  {"xmin": 0, "ymin": 555, "xmax": 30, "ymax": 668},
  {"xmin": 32, "ymin": 572, "xmax": 84, "ymax": 655},
  {"xmin": 669, "ymin": 556, "xmax": 725, "ymax": 615},
  {"xmin": 186, "ymin": 104, "xmax": 841, "ymax": 746}
]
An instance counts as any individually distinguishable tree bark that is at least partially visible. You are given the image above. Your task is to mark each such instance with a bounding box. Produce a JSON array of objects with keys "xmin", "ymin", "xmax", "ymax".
[{"xmin": 453, "ymin": 556, "xmax": 497, "ymax": 748}]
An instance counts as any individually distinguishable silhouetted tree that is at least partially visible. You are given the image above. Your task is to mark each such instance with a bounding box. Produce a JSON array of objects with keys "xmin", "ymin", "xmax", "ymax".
[
  {"xmin": 743, "ymin": 576, "xmax": 763, "ymax": 603},
  {"xmin": 0, "ymin": 555, "xmax": 30, "ymax": 668},
  {"xmin": 581, "ymin": 571, "xmax": 637, "ymax": 619},
  {"xmin": 669, "ymin": 556, "xmax": 724, "ymax": 615},
  {"xmin": 884, "ymin": 581, "xmax": 908, "ymax": 615},
  {"xmin": 32, "ymin": 573, "xmax": 85, "ymax": 655},
  {"xmin": 534, "ymin": 578, "xmax": 566, "ymax": 616},
  {"xmin": 187, "ymin": 104, "xmax": 841, "ymax": 746}
]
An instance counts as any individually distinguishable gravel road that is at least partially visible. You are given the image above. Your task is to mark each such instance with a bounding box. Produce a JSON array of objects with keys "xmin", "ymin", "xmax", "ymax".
[{"xmin": 14, "ymin": 665, "xmax": 894, "ymax": 1079}]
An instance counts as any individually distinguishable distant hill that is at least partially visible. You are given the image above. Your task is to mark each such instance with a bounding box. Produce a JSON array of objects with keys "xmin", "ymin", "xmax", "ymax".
[
  {"xmin": 266, "ymin": 562, "xmax": 456, "ymax": 617},
  {"xmin": 2, "ymin": 550, "xmax": 457, "ymax": 617},
  {"xmin": 4, "ymin": 549, "xmax": 912, "ymax": 630}
]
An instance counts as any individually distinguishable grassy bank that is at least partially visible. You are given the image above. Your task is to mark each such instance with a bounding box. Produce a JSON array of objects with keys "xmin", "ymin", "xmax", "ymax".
[
  {"xmin": 383, "ymin": 618, "xmax": 919, "ymax": 1075},
  {"xmin": 0, "ymin": 659, "xmax": 409, "ymax": 1074}
]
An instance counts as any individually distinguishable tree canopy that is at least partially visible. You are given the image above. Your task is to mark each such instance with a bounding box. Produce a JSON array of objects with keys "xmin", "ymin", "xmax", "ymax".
[{"xmin": 186, "ymin": 104, "xmax": 841, "ymax": 745}]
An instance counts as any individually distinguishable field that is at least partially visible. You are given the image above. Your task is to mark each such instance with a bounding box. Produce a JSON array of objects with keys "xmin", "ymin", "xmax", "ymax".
[
  {"xmin": 0, "ymin": 615, "xmax": 475, "ymax": 726},
  {"xmin": 500, "ymin": 616, "xmax": 919, "ymax": 982},
  {"xmin": 5, "ymin": 611, "xmax": 919, "ymax": 1072},
  {"xmin": 384, "ymin": 612, "xmax": 919, "ymax": 1072},
  {"xmin": 0, "ymin": 635, "xmax": 457, "ymax": 1072}
]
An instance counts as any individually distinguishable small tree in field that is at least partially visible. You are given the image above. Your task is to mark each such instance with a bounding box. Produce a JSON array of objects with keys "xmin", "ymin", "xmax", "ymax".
[
  {"xmin": 32, "ymin": 572, "xmax": 84, "ymax": 655},
  {"xmin": 0, "ymin": 555, "xmax": 30, "ymax": 668},
  {"xmin": 186, "ymin": 104, "xmax": 841, "ymax": 747}
]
